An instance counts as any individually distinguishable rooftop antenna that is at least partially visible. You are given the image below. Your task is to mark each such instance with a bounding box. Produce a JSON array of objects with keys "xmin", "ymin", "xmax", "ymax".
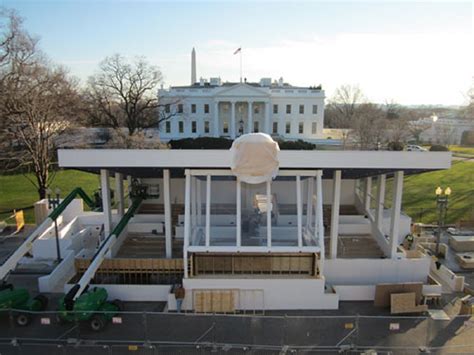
[{"xmin": 234, "ymin": 47, "xmax": 242, "ymax": 83}]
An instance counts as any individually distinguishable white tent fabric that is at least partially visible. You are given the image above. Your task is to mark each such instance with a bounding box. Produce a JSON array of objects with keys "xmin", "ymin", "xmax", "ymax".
[{"xmin": 230, "ymin": 133, "xmax": 280, "ymax": 184}]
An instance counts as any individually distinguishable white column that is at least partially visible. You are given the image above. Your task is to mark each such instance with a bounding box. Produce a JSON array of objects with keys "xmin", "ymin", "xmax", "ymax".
[
  {"xmin": 236, "ymin": 179, "xmax": 241, "ymax": 247},
  {"xmin": 316, "ymin": 171, "xmax": 325, "ymax": 273},
  {"xmin": 296, "ymin": 175, "xmax": 303, "ymax": 247},
  {"xmin": 247, "ymin": 101, "xmax": 253, "ymax": 133},
  {"xmin": 364, "ymin": 177, "xmax": 372, "ymax": 212},
  {"xmin": 191, "ymin": 177, "xmax": 196, "ymax": 228},
  {"xmin": 375, "ymin": 174, "xmax": 386, "ymax": 231},
  {"xmin": 264, "ymin": 101, "xmax": 270, "ymax": 134},
  {"xmin": 389, "ymin": 171, "xmax": 404, "ymax": 259},
  {"xmin": 100, "ymin": 169, "xmax": 112, "ymax": 236},
  {"xmin": 306, "ymin": 177, "xmax": 314, "ymax": 229},
  {"xmin": 230, "ymin": 101, "xmax": 236, "ymax": 139},
  {"xmin": 330, "ymin": 170, "xmax": 341, "ymax": 259},
  {"xmin": 196, "ymin": 179, "xmax": 202, "ymax": 226},
  {"xmin": 115, "ymin": 172, "xmax": 124, "ymax": 217},
  {"xmin": 205, "ymin": 175, "xmax": 211, "ymax": 247},
  {"xmin": 163, "ymin": 169, "xmax": 172, "ymax": 258},
  {"xmin": 213, "ymin": 101, "xmax": 219, "ymax": 137},
  {"xmin": 266, "ymin": 180, "xmax": 272, "ymax": 248},
  {"xmin": 183, "ymin": 170, "xmax": 191, "ymax": 278},
  {"xmin": 127, "ymin": 175, "xmax": 132, "ymax": 208}
]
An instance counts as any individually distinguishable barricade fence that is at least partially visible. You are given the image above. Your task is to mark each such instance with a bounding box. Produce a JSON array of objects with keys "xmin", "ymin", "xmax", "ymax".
[{"xmin": 1, "ymin": 310, "xmax": 474, "ymax": 353}]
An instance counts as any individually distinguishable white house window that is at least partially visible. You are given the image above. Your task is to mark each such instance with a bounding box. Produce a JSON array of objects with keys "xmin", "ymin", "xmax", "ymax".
[
  {"xmin": 272, "ymin": 122, "xmax": 278, "ymax": 134},
  {"xmin": 204, "ymin": 104, "xmax": 209, "ymax": 113},
  {"xmin": 165, "ymin": 104, "xmax": 170, "ymax": 113},
  {"xmin": 273, "ymin": 104, "xmax": 278, "ymax": 114},
  {"xmin": 223, "ymin": 122, "xmax": 229, "ymax": 134},
  {"xmin": 286, "ymin": 104, "xmax": 291, "ymax": 114},
  {"xmin": 178, "ymin": 121, "xmax": 184, "ymax": 133},
  {"xmin": 286, "ymin": 122, "xmax": 291, "ymax": 134},
  {"xmin": 191, "ymin": 104, "xmax": 196, "ymax": 113},
  {"xmin": 178, "ymin": 104, "xmax": 183, "ymax": 113},
  {"xmin": 192, "ymin": 121, "xmax": 197, "ymax": 133},
  {"xmin": 165, "ymin": 121, "xmax": 171, "ymax": 133},
  {"xmin": 254, "ymin": 121, "xmax": 259, "ymax": 133},
  {"xmin": 254, "ymin": 105, "xmax": 260, "ymax": 114},
  {"xmin": 299, "ymin": 122, "xmax": 304, "ymax": 134},
  {"xmin": 299, "ymin": 105, "xmax": 304, "ymax": 114},
  {"xmin": 312, "ymin": 122, "xmax": 317, "ymax": 134},
  {"xmin": 204, "ymin": 121, "xmax": 210, "ymax": 133},
  {"xmin": 312, "ymin": 105, "xmax": 318, "ymax": 114},
  {"xmin": 223, "ymin": 104, "xmax": 229, "ymax": 112}
]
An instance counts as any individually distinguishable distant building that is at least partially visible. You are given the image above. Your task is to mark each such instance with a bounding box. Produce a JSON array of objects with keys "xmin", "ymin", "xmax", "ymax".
[
  {"xmin": 158, "ymin": 48, "xmax": 325, "ymax": 141},
  {"xmin": 414, "ymin": 116, "xmax": 474, "ymax": 145}
]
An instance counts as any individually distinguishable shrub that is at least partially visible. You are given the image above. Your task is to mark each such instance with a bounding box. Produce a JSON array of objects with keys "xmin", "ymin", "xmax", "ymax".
[
  {"xmin": 168, "ymin": 137, "xmax": 233, "ymax": 149},
  {"xmin": 387, "ymin": 141, "xmax": 404, "ymax": 151},
  {"xmin": 429, "ymin": 145, "xmax": 449, "ymax": 152}
]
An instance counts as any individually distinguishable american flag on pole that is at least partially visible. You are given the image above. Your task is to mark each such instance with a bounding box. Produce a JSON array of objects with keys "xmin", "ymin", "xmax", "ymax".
[{"xmin": 233, "ymin": 47, "xmax": 241, "ymax": 55}]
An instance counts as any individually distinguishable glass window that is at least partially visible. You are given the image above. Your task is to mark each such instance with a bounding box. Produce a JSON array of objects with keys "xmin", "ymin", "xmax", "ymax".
[
  {"xmin": 312, "ymin": 105, "xmax": 318, "ymax": 114},
  {"xmin": 254, "ymin": 105, "xmax": 260, "ymax": 114},
  {"xmin": 285, "ymin": 122, "xmax": 291, "ymax": 134},
  {"xmin": 254, "ymin": 121, "xmax": 259, "ymax": 133},
  {"xmin": 299, "ymin": 105, "xmax": 304, "ymax": 114},
  {"xmin": 286, "ymin": 104, "xmax": 291, "ymax": 114},
  {"xmin": 204, "ymin": 104, "xmax": 209, "ymax": 113},
  {"xmin": 273, "ymin": 104, "xmax": 278, "ymax": 114},
  {"xmin": 272, "ymin": 122, "xmax": 278, "ymax": 134},
  {"xmin": 204, "ymin": 121, "xmax": 210, "ymax": 133},
  {"xmin": 165, "ymin": 121, "xmax": 171, "ymax": 133},
  {"xmin": 299, "ymin": 122, "xmax": 304, "ymax": 134},
  {"xmin": 312, "ymin": 122, "xmax": 317, "ymax": 134},
  {"xmin": 191, "ymin": 104, "xmax": 196, "ymax": 113},
  {"xmin": 223, "ymin": 122, "xmax": 229, "ymax": 134},
  {"xmin": 165, "ymin": 104, "xmax": 170, "ymax": 113},
  {"xmin": 178, "ymin": 104, "xmax": 183, "ymax": 113},
  {"xmin": 192, "ymin": 121, "xmax": 197, "ymax": 133},
  {"xmin": 178, "ymin": 121, "xmax": 184, "ymax": 133}
]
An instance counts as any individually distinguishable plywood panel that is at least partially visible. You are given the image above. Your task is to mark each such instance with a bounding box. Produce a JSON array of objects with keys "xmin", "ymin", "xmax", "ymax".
[{"xmin": 374, "ymin": 283, "xmax": 423, "ymax": 307}]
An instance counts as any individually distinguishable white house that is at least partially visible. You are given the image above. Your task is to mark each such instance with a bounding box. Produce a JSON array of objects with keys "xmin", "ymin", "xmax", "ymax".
[{"xmin": 158, "ymin": 49, "xmax": 325, "ymax": 141}]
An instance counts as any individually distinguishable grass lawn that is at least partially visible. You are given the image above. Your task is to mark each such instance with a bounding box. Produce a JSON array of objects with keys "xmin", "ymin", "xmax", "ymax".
[
  {"xmin": 0, "ymin": 169, "xmax": 101, "ymax": 224},
  {"xmin": 385, "ymin": 160, "xmax": 474, "ymax": 224},
  {"xmin": 449, "ymin": 145, "xmax": 474, "ymax": 157}
]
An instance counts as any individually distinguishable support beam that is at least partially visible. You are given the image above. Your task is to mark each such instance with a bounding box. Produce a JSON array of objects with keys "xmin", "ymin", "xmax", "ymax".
[
  {"xmin": 330, "ymin": 170, "xmax": 341, "ymax": 259},
  {"xmin": 306, "ymin": 177, "xmax": 314, "ymax": 229},
  {"xmin": 375, "ymin": 174, "xmax": 386, "ymax": 231},
  {"xmin": 205, "ymin": 175, "xmax": 211, "ymax": 247},
  {"xmin": 266, "ymin": 180, "xmax": 272, "ymax": 248},
  {"xmin": 183, "ymin": 170, "xmax": 191, "ymax": 278},
  {"xmin": 364, "ymin": 177, "xmax": 372, "ymax": 212},
  {"xmin": 100, "ymin": 169, "xmax": 112, "ymax": 236},
  {"xmin": 196, "ymin": 179, "xmax": 202, "ymax": 226},
  {"xmin": 213, "ymin": 101, "xmax": 219, "ymax": 137},
  {"xmin": 316, "ymin": 171, "xmax": 325, "ymax": 274},
  {"xmin": 191, "ymin": 176, "xmax": 196, "ymax": 228},
  {"xmin": 127, "ymin": 175, "xmax": 132, "ymax": 209},
  {"xmin": 163, "ymin": 169, "xmax": 172, "ymax": 258},
  {"xmin": 230, "ymin": 101, "xmax": 236, "ymax": 139},
  {"xmin": 296, "ymin": 175, "xmax": 302, "ymax": 247},
  {"xmin": 247, "ymin": 101, "xmax": 253, "ymax": 133},
  {"xmin": 236, "ymin": 179, "xmax": 241, "ymax": 247},
  {"xmin": 264, "ymin": 101, "xmax": 270, "ymax": 133},
  {"xmin": 115, "ymin": 172, "xmax": 124, "ymax": 217},
  {"xmin": 389, "ymin": 171, "xmax": 404, "ymax": 259}
]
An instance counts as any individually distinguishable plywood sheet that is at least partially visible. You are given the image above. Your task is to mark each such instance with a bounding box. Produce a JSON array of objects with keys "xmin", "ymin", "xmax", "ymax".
[
  {"xmin": 374, "ymin": 283, "xmax": 423, "ymax": 307},
  {"xmin": 391, "ymin": 292, "xmax": 428, "ymax": 314}
]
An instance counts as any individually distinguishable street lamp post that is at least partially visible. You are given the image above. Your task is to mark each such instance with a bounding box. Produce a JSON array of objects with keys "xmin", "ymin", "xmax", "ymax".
[
  {"xmin": 435, "ymin": 186, "xmax": 451, "ymax": 256},
  {"xmin": 47, "ymin": 188, "xmax": 62, "ymax": 263}
]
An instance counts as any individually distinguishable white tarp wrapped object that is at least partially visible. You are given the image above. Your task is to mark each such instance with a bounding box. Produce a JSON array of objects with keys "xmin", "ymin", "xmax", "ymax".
[{"xmin": 230, "ymin": 133, "xmax": 280, "ymax": 184}]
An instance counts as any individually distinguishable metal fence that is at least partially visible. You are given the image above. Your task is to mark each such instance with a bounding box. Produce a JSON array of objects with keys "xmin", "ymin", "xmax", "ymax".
[{"xmin": 1, "ymin": 310, "xmax": 474, "ymax": 354}]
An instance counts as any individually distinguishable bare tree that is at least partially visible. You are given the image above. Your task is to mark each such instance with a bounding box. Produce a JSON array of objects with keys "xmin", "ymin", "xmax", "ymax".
[
  {"xmin": 0, "ymin": 10, "xmax": 81, "ymax": 198},
  {"xmin": 351, "ymin": 103, "xmax": 387, "ymax": 150},
  {"xmin": 85, "ymin": 54, "xmax": 178, "ymax": 136}
]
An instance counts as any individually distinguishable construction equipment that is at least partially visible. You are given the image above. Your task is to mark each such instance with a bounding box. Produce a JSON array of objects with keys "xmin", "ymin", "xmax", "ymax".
[
  {"xmin": 57, "ymin": 197, "xmax": 142, "ymax": 331},
  {"xmin": 0, "ymin": 283, "xmax": 48, "ymax": 326}
]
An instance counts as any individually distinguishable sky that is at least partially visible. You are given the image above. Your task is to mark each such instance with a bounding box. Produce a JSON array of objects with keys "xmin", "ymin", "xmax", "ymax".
[{"xmin": 2, "ymin": 0, "xmax": 473, "ymax": 105}]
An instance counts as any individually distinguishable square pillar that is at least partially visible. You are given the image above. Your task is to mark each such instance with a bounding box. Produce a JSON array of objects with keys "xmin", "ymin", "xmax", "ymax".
[
  {"xmin": 127, "ymin": 175, "xmax": 132, "ymax": 209},
  {"xmin": 266, "ymin": 180, "xmax": 272, "ymax": 248},
  {"xmin": 247, "ymin": 101, "xmax": 253, "ymax": 134},
  {"xmin": 296, "ymin": 175, "xmax": 303, "ymax": 247},
  {"xmin": 306, "ymin": 177, "xmax": 314, "ymax": 228},
  {"xmin": 330, "ymin": 170, "xmax": 341, "ymax": 259},
  {"xmin": 100, "ymin": 169, "xmax": 112, "ymax": 236},
  {"xmin": 236, "ymin": 179, "xmax": 241, "ymax": 247},
  {"xmin": 364, "ymin": 177, "xmax": 372, "ymax": 212},
  {"xmin": 389, "ymin": 171, "xmax": 404, "ymax": 258},
  {"xmin": 375, "ymin": 174, "xmax": 386, "ymax": 231},
  {"xmin": 205, "ymin": 175, "xmax": 211, "ymax": 247},
  {"xmin": 115, "ymin": 172, "xmax": 124, "ymax": 217},
  {"xmin": 183, "ymin": 170, "xmax": 191, "ymax": 278},
  {"xmin": 264, "ymin": 101, "xmax": 270, "ymax": 134},
  {"xmin": 163, "ymin": 169, "xmax": 172, "ymax": 258}
]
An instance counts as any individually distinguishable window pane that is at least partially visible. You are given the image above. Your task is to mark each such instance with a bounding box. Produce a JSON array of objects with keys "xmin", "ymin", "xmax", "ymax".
[
  {"xmin": 179, "ymin": 121, "xmax": 184, "ymax": 133},
  {"xmin": 192, "ymin": 121, "xmax": 197, "ymax": 133},
  {"xmin": 254, "ymin": 121, "xmax": 259, "ymax": 133},
  {"xmin": 299, "ymin": 122, "xmax": 304, "ymax": 134},
  {"xmin": 204, "ymin": 121, "xmax": 210, "ymax": 133},
  {"xmin": 299, "ymin": 105, "xmax": 304, "ymax": 114},
  {"xmin": 204, "ymin": 104, "xmax": 209, "ymax": 113},
  {"xmin": 273, "ymin": 104, "xmax": 278, "ymax": 114},
  {"xmin": 272, "ymin": 122, "xmax": 278, "ymax": 134},
  {"xmin": 312, "ymin": 122, "xmax": 317, "ymax": 134},
  {"xmin": 286, "ymin": 104, "xmax": 291, "ymax": 114},
  {"xmin": 286, "ymin": 122, "xmax": 291, "ymax": 134},
  {"xmin": 312, "ymin": 105, "xmax": 318, "ymax": 114},
  {"xmin": 223, "ymin": 122, "xmax": 229, "ymax": 134},
  {"xmin": 191, "ymin": 104, "xmax": 196, "ymax": 113},
  {"xmin": 165, "ymin": 121, "xmax": 171, "ymax": 133},
  {"xmin": 178, "ymin": 104, "xmax": 183, "ymax": 113},
  {"xmin": 165, "ymin": 104, "xmax": 170, "ymax": 113}
]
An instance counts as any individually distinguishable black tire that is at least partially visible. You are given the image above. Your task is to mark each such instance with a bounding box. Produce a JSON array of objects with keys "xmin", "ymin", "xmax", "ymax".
[
  {"xmin": 110, "ymin": 299, "xmax": 124, "ymax": 312},
  {"xmin": 89, "ymin": 313, "xmax": 106, "ymax": 332},
  {"xmin": 15, "ymin": 313, "xmax": 31, "ymax": 327},
  {"xmin": 33, "ymin": 294, "xmax": 49, "ymax": 311}
]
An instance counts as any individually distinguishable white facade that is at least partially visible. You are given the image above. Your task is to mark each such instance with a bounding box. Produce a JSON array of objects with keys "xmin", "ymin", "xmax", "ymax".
[{"xmin": 158, "ymin": 50, "xmax": 324, "ymax": 141}]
